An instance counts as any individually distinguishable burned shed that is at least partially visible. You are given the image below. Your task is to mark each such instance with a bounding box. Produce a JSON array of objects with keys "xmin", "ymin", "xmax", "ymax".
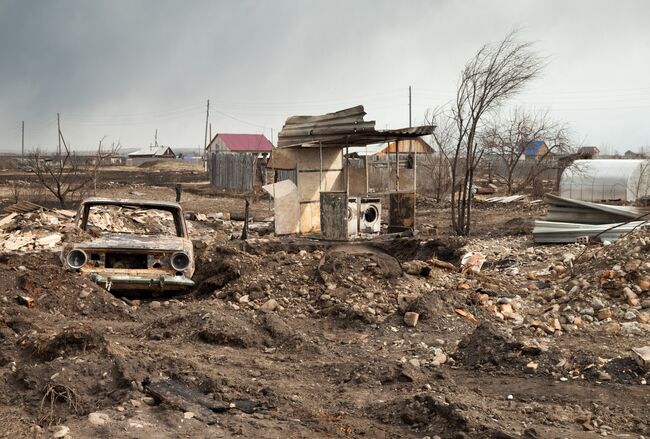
[{"xmin": 266, "ymin": 105, "xmax": 434, "ymax": 240}]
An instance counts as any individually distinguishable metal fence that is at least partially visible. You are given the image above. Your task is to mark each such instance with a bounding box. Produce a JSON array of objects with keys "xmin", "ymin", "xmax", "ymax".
[{"xmin": 209, "ymin": 152, "xmax": 258, "ymax": 192}]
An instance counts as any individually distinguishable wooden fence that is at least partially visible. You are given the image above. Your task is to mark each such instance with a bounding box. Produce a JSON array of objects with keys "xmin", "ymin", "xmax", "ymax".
[{"xmin": 209, "ymin": 152, "xmax": 259, "ymax": 192}]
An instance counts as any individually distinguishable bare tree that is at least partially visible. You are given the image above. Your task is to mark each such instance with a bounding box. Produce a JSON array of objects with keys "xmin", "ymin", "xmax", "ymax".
[
  {"xmin": 481, "ymin": 108, "xmax": 570, "ymax": 194},
  {"xmin": 26, "ymin": 136, "xmax": 120, "ymax": 207},
  {"xmin": 632, "ymin": 160, "xmax": 650, "ymax": 204},
  {"xmin": 449, "ymin": 31, "xmax": 544, "ymax": 235},
  {"xmin": 421, "ymin": 108, "xmax": 456, "ymax": 201}
]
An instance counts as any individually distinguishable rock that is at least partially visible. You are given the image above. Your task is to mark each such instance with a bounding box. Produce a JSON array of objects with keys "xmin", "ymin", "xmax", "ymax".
[
  {"xmin": 631, "ymin": 346, "xmax": 650, "ymax": 369},
  {"xmin": 150, "ymin": 300, "xmax": 162, "ymax": 309},
  {"xmin": 320, "ymin": 294, "xmax": 331, "ymax": 301},
  {"xmin": 238, "ymin": 295, "xmax": 249, "ymax": 304},
  {"xmin": 430, "ymin": 350, "xmax": 447, "ymax": 366},
  {"xmin": 260, "ymin": 299, "xmax": 279, "ymax": 312},
  {"xmin": 624, "ymin": 311, "xmax": 637, "ymax": 321},
  {"xmin": 142, "ymin": 396, "xmax": 156, "ymax": 406},
  {"xmin": 638, "ymin": 313, "xmax": 650, "ymax": 324},
  {"xmin": 183, "ymin": 411, "xmax": 195, "ymax": 419},
  {"xmin": 621, "ymin": 322, "xmax": 641, "ymax": 335},
  {"xmin": 79, "ymin": 288, "xmax": 91, "ymax": 298},
  {"xmin": 88, "ymin": 412, "xmax": 109, "ymax": 426},
  {"xmin": 596, "ymin": 308, "xmax": 612, "ymax": 320},
  {"xmin": 591, "ymin": 298, "xmax": 605, "ymax": 310},
  {"xmin": 597, "ymin": 371, "xmax": 612, "ymax": 381},
  {"xmin": 52, "ymin": 426, "xmax": 70, "ymax": 438},
  {"xmin": 408, "ymin": 358, "xmax": 421, "ymax": 368},
  {"xmin": 129, "ymin": 399, "xmax": 141, "ymax": 407},
  {"xmin": 403, "ymin": 312, "xmax": 419, "ymax": 327},
  {"xmin": 403, "ymin": 260, "xmax": 431, "ymax": 276},
  {"xmin": 397, "ymin": 294, "xmax": 417, "ymax": 312}
]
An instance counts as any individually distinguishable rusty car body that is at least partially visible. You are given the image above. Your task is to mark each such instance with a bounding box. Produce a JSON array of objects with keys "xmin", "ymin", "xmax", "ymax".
[{"xmin": 62, "ymin": 197, "xmax": 195, "ymax": 292}]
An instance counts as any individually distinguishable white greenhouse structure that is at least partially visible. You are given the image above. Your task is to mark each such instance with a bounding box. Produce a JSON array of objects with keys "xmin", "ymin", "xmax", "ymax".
[{"xmin": 560, "ymin": 159, "xmax": 650, "ymax": 202}]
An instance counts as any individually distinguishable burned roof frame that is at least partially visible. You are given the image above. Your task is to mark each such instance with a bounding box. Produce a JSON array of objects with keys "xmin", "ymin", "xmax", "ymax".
[{"xmin": 277, "ymin": 105, "xmax": 435, "ymax": 149}]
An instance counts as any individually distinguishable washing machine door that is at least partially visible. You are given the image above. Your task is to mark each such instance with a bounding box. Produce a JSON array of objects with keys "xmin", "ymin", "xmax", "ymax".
[{"xmin": 360, "ymin": 203, "xmax": 381, "ymax": 233}]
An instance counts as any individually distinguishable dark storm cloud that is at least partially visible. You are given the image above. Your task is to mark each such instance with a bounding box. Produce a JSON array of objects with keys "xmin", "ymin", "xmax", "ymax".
[{"xmin": 0, "ymin": 0, "xmax": 649, "ymax": 152}]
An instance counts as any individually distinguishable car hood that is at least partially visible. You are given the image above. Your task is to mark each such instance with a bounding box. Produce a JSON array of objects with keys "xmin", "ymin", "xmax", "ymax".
[{"xmin": 72, "ymin": 233, "xmax": 191, "ymax": 252}]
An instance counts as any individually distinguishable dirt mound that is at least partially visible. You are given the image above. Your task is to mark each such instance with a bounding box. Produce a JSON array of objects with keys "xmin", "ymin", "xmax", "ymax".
[
  {"xmin": 318, "ymin": 245, "xmax": 402, "ymax": 285},
  {"xmin": 193, "ymin": 245, "xmax": 259, "ymax": 295},
  {"xmin": 453, "ymin": 322, "xmax": 547, "ymax": 371},
  {"xmin": 26, "ymin": 326, "xmax": 107, "ymax": 361},
  {"xmin": 0, "ymin": 253, "xmax": 135, "ymax": 320},
  {"xmin": 377, "ymin": 237, "xmax": 466, "ymax": 263}
]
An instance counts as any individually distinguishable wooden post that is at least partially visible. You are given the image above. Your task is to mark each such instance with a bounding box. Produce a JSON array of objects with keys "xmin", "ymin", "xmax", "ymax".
[
  {"xmin": 204, "ymin": 99, "xmax": 210, "ymax": 149},
  {"xmin": 395, "ymin": 139, "xmax": 399, "ymax": 192},
  {"xmin": 365, "ymin": 144, "xmax": 369, "ymax": 195},
  {"xmin": 319, "ymin": 141, "xmax": 323, "ymax": 191},
  {"xmin": 241, "ymin": 198, "xmax": 249, "ymax": 240},
  {"xmin": 345, "ymin": 137, "xmax": 349, "ymax": 196},
  {"xmin": 175, "ymin": 183, "xmax": 182, "ymax": 202},
  {"xmin": 412, "ymin": 139, "xmax": 417, "ymax": 232},
  {"xmin": 57, "ymin": 113, "xmax": 61, "ymax": 158}
]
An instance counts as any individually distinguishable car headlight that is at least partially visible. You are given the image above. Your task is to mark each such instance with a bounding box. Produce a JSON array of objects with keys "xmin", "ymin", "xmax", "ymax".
[
  {"xmin": 170, "ymin": 252, "xmax": 190, "ymax": 271},
  {"xmin": 66, "ymin": 249, "xmax": 87, "ymax": 269}
]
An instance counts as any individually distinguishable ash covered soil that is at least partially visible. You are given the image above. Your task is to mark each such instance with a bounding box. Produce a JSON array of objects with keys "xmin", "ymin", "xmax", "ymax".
[{"xmin": 0, "ymin": 191, "xmax": 649, "ymax": 438}]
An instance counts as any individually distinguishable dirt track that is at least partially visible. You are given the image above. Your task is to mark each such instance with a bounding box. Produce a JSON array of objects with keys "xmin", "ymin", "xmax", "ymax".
[{"xmin": 0, "ymin": 177, "xmax": 648, "ymax": 438}]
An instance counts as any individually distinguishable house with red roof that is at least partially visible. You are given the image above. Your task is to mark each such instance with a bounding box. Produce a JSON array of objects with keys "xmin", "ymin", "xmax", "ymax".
[{"xmin": 206, "ymin": 133, "xmax": 274, "ymax": 156}]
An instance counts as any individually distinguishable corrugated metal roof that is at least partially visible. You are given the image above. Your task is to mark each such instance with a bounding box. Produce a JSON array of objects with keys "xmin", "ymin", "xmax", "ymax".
[
  {"xmin": 544, "ymin": 193, "xmax": 648, "ymax": 223},
  {"xmin": 277, "ymin": 105, "xmax": 435, "ymax": 148},
  {"xmin": 128, "ymin": 146, "xmax": 174, "ymax": 157},
  {"xmin": 532, "ymin": 220, "xmax": 647, "ymax": 243}
]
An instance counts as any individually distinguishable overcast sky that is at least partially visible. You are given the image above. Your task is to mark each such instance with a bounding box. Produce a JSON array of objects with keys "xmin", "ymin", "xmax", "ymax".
[{"xmin": 1, "ymin": 0, "xmax": 649, "ymax": 154}]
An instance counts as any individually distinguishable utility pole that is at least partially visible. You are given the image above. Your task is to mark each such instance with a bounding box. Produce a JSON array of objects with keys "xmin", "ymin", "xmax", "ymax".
[
  {"xmin": 154, "ymin": 129, "xmax": 158, "ymax": 149},
  {"xmin": 21, "ymin": 121, "xmax": 24, "ymax": 157},
  {"xmin": 204, "ymin": 99, "xmax": 210, "ymax": 149},
  {"xmin": 408, "ymin": 85, "xmax": 412, "ymax": 127},
  {"xmin": 57, "ymin": 113, "xmax": 61, "ymax": 157}
]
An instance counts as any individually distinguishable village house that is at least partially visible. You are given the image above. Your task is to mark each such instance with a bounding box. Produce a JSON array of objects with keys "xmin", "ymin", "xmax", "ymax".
[
  {"xmin": 206, "ymin": 133, "xmax": 274, "ymax": 156},
  {"xmin": 127, "ymin": 146, "xmax": 176, "ymax": 166},
  {"xmin": 521, "ymin": 140, "xmax": 550, "ymax": 160},
  {"xmin": 577, "ymin": 146, "xmax": 600, "ymax": 158},
  {"xmin": 374, "ymin": 138, "xmax": 434, "ymax": 157}
]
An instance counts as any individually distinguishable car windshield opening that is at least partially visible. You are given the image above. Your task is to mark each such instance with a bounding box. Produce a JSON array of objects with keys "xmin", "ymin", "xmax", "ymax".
[{"xmin": 86, "ymin": 205, "xmax": 179, "ymax": 236}]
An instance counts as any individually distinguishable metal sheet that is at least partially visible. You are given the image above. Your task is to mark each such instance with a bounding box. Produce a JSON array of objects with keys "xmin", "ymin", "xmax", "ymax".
[{"xmin": 532, "ymin": 220, "xmax": 647, "ymax": 243}]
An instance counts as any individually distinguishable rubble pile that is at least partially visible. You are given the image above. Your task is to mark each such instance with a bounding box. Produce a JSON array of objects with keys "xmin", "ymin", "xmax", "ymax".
[
  {"xmin": 562, "ymin": 230, "xmax": 650, "ymax": 325},
  {"xmin": 0, "ymin": 209, "xmax": 75, "ymax": 253}
]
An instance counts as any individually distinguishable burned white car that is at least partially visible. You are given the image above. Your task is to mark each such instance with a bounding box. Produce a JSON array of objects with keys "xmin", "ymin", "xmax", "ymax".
[{"xmin": 62, "ymin": 197, "xmax": 195, "ymax": 292}]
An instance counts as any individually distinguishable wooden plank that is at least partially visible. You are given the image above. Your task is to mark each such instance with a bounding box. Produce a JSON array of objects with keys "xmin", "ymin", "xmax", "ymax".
[{"xmin": 0, "ymin": 212, "xmax": 18, "ymax": 229}]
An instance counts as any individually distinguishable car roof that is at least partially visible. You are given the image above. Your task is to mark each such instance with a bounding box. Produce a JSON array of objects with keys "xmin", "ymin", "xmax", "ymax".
[{"xmin": 80, "ymin": 197, "xmax": 183, "ymax": 211}]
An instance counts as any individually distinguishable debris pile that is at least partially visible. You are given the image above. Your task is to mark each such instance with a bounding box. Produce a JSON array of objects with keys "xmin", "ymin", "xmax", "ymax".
[
  {"xmin": 0, "ymin": 208, "xmax": 75, "ymax": 253},
  {"xmin": 533, "ymin": 194, "xmax": 649, "ymax": 243}
]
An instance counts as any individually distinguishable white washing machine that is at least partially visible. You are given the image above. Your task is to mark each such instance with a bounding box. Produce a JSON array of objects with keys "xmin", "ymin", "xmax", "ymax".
[
  {"xmin": 347, "ymin": 197, "xmax": 359, "ymax": 238},
  {"xmin": 359, "ymin": 197, "xmax": 381, "ymax": 234}
]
